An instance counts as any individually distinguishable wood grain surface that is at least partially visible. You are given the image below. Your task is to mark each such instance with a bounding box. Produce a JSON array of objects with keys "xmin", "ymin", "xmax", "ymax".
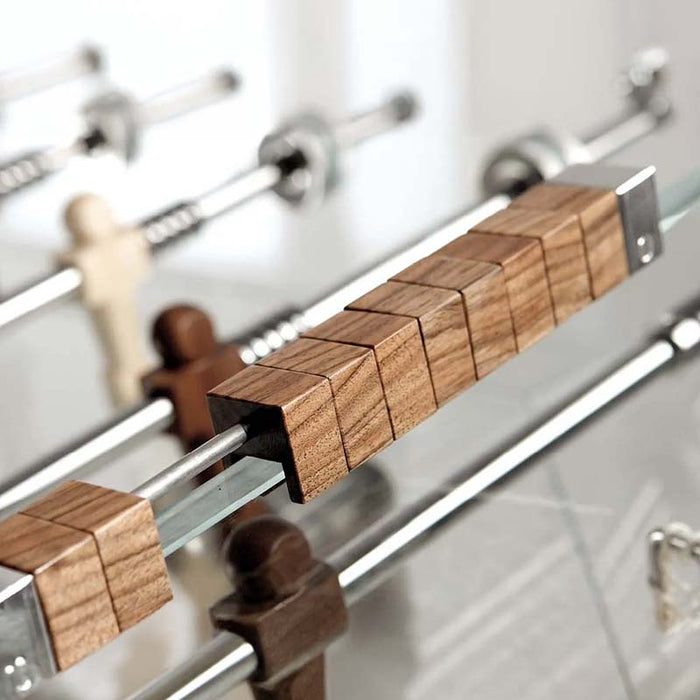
[
  {"xmin": 471, "ymin": 207, "xmax": 592, "ymax": 323},
  {"xmin": 512, "ymin": 183, "xmax": 629, "ymax": 297},
  {"xmin": 303, "ymin": 310, "xmax": 436, "ymax": 438},
  {"xmin": 208, "ymin": 365, "xmax": 348, "ymax": 502},
  {"xmin": 259, "ymin": 338, "xmax": 392, "ymax": 468},
  {"xmin": 23, "ymin": 481, "xmax": 172, "ymax": 631},
  {"xmin": 0, "ymin": 513, "xmax": 119, "ymax": 669},
  {"xmin": 393, "ymin": 255, "xmax": 516, "ymax": 377},
  {"xmin": 438, "ymin": 232, "xmax": 555, "ymax": 351},
  {"xmin": 347, "ymin": 281, "xmax": 475, "ymax": 405}
]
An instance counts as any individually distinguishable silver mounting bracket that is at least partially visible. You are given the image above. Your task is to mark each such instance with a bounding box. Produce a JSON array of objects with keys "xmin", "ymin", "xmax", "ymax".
[
  {"xmin": 553, "ymin": 163, "xmax": 662, "ymax": 272},
  {"xmin": 0, "ymin": 566, "xmax": 56, "ymax": 699}
]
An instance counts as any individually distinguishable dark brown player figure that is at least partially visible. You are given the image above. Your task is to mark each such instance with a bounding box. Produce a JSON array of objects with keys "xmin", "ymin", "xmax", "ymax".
[
  {"xmin": 212, "ymin": 515, "xmax": 348, "ymax": 699},
  {"xmin": 143, "ymin": 304, "xmax": 247, "ymax": 456}
]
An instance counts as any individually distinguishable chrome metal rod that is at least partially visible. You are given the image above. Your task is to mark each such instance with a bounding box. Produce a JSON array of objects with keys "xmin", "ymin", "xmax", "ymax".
[
  {"xmin": 335, "ymin": 339, "xmax": 678, "ymax": 603},
  {"xmin": 133, "ymin": 423, "xmax": 248, "ymax": 502},
  {"xmin": 141, "ymin": 92, "xmax": 416, "ymax": 250},
  {"xmin": 0, "ymin": 93, "xmax": 414, "ymax": 327},
  {"xmin": 333, "ymin": 92, "xmax": 417, "ymax": 151},
  {"xmin": 0, "ymin": 69, "xmax": 238, "ymax": 204},
  {"xmin": 195, "ymin": 164, "xmax": 281, "ymax": 222},
  {"xmin": 141, "ymin": 164, "xmax": 282, "ymax": 250},
  {"xmin": 129, "ymin": 633, "xmax": 256, "ymax": 700},
  {"xmin": 0, "ymin": 398, "xmax": 174, "ymax": 518},
  {"xmin": 137, "ymin": 69, "xmax": 240, "ymax": 128},
  {"xmin": 583, "ymin": 107, "xmax": 667, "ymax": 164},
  {"xmin": 0, "ymin": 45, "xmax": 102, "ymax": 103},
  {"xmin": 0, "ymin": 267, "xmax": 82, "ymax": 331},
  {"xmin": 130, "ymin": 324, "xmax": 691, "ymax": 700}
]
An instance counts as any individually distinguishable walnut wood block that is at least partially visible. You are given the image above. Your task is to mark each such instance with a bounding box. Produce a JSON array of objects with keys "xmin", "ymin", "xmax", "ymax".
[
  {"xmin": 471, "ymin": 207, "xmax": 592, "ymax": 323},
  {"xmin": 302, "ymin": 310, "xmax": 436, "ymax": 438},
  {"xmin": 512, "ymin": 183, "xmax": 629, "ymax": 297},
  {"xmin": 347, "ymin": 281, "xmax": 475, "ymax": 406},
  {"xmin": 0, "ymin": 513, "xmax": 119, "ymax": 669},
  {"xmin": 208, "ymin": 365, "xmax": 348, "ymax": 503},
  {"xmin": 393, "ymin": 256, "xmax": 516, "ymax": 377},
  {"xmin": 438, "ymin": 232, "xmax": 555, "ymax": 351},
  {"xmin": 23, "ymin": 481, "xmax": 172, "ymax": 631},
  {"xmin": 258, "ymin": 338, "xmax": 392, "ymax": 468}
]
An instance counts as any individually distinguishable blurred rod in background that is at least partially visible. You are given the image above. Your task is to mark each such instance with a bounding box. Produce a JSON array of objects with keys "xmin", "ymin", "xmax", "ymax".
[
  {"xmin": 0, "ymin": 67, "xmax": 240, "ymax": 199},
  {"xmin": 0, "ymin": 45, "xmax": 103, "ymax": 105},
  {"xmin": 0, "ymin": 91, "xmax": 417, "ymax": 334}
]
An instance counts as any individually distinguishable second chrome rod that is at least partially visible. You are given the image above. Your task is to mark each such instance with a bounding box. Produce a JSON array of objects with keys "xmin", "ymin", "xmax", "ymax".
[{"xmin": 0, "ymin": 92, "xmax": 416, "ymax": 332}]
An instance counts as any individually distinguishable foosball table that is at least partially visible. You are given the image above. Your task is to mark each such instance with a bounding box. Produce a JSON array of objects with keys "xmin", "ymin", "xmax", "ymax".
[{"xmin": 2, "ymin": 26, "xmax": 700, "ymax": 700}]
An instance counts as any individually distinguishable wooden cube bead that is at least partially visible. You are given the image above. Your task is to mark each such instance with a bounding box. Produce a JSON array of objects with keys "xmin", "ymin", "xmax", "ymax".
[
  {"xmin": 208, "ymin": 365, "xmax": 349, "ymax": 503},
  {"xmin": 471, "ymin": 207, "xmax": 592, "ymax": 323},
  {"xmin": 512, "ymin": 183, "xmax": 629, "ymax": 297},
  {"xmin": 303, "ymin": 310, "xmax": 437, "ymax": 438},
  {"xmin": 393, "ymin": 256, "xmax": 516, "ymax": 378},
  {"xmin": 0, "ymin": 513, "xmax": 119, "ymax": 670},
  {"xmin": 22, "ymin": 481, "xmax": 172, "ymax": 631},
  {"xmin": 259, "ymin": 338, "xmax": 393, "ymax": 468},
  {"xmin": 438, "ymin": 232, "xmax": 555, "ymax": 351},
  {"xmin": 347, "ymin": 281, "xmax": 475, "ymax": 406}
]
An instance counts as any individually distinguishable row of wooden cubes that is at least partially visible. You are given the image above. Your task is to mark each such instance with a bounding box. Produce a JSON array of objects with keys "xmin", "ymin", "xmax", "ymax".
[{"xmin": 208, "ymin": 182, "xmax": 630, "ymax": 503}]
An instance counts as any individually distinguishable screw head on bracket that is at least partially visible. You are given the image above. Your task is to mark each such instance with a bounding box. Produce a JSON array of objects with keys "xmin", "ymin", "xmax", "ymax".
[{"xmin": 258, "ymin": 113, "xmax": 339, "ymax": 207}]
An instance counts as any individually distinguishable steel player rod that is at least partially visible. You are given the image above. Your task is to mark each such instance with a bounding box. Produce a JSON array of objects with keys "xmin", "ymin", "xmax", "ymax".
[
  {"xmin": 0, "ymin": 111, "xmax": 681, "ymax": 517},
  {"xmin": 129, "ymin": 312, "xmax": 700, "ymax": 700},
  {"xmin": 582, "ymin": 101, "xmax": 671, "ymax": 164},
  {"xmin": 137, "ymin": 70, "xmax": 240, "ymax": 127},
  {"xmin": 0, "ymin": 93, "xmax": 415, "ymax": 332},
  {"xmin": 0, "ymin": 45, "xmax": 103, "ymax": 103}
]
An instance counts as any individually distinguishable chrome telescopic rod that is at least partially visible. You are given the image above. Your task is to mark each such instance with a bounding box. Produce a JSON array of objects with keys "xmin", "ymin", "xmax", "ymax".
[
  {"xmin": 134, "ymin": 423, "xmax": 248, "ymax": 502},
  {"xmin": 141, "ymin": 92, "xmax": 418, "ymax": 249},
  {"xmin": 129, "ymin": 308, "xmax": 700, "ymax": 700},
  {"xmin": 0, "ymin": 398, "xmax": 174, "ymax": 516},
  {"xmin": 583, "ymin": 106, "xmax": 669, "ymax": 164},
  {"xmin": 0, "ymin": 92, "xmax": 415, "ymax": 331},
  {"xmin": 0, "ymin": 69, "xmax": 240, "ymax": 200},
  {"xmin": 0, "ymin": 112, "xmax": 683, "ymax": 518},
  {"xmin": 136, "ymin": 70, "xmax": 240, "ymax": 127},
  {"xmin": 0, "ymin": 45, "xmax": 103, "ymax": 104}
]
